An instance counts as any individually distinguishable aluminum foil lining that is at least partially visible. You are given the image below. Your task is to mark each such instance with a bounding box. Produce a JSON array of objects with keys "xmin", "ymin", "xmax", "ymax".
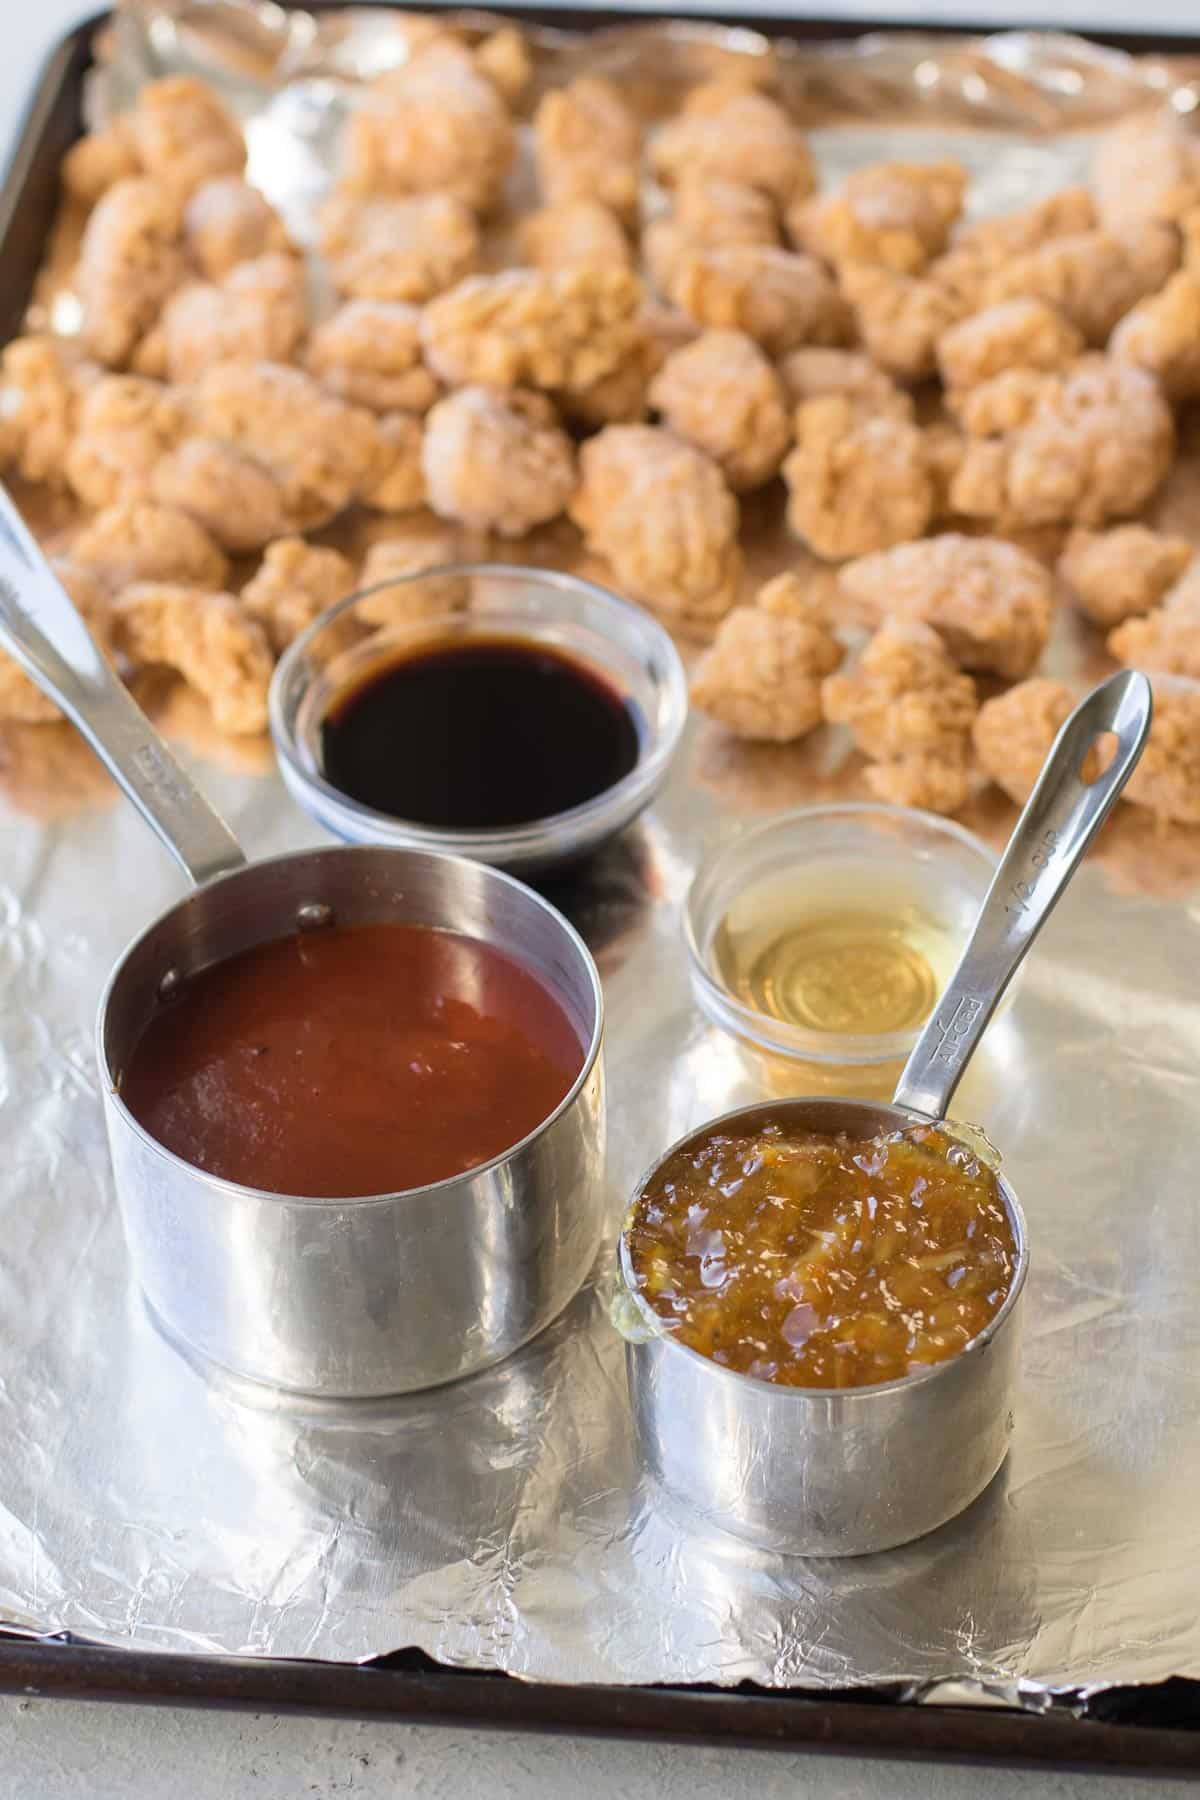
[{"xmin": 4, "ymin": 0, "xmax": 1200, "ymax": 1711}]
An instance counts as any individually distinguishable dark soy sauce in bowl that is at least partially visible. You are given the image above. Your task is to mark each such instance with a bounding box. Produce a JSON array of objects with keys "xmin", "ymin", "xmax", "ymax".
[{"xmin": 320, "ymin": 636, "xmax": 641, "ymax": 831}]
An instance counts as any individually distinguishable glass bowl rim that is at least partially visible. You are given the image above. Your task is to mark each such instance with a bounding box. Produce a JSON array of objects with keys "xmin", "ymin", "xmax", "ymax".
[
  {"xmin": 268, "ymin": 562, "xmax": 690, "ymax": 858},
  {"xmin": 683, "ymin": 801, "xmax": 999, "ymax": 1068}
]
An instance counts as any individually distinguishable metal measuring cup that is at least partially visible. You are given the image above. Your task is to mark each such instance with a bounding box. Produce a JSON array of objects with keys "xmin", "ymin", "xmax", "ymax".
[
  {"xmin": 0, "ymin": 488, "xmax": 606, "ymax": 1397},
  {"xmin": 619, "ymin": 670, "xmax": 1151, "ymax": 1555}
]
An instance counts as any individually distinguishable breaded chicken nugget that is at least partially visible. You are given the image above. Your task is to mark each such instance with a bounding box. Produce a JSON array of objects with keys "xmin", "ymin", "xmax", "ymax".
[
  {"xmin": 783, "ymin": 396, "xmax": 933, "ymax": 561},
  {"xmin": 114, "ymin": 583, "xmax": 272, "ymax": 735},
  {"xmin": 72, "ymin": 499, "xmax": 230, "ymax": 588},
  {"xmin": 534, "ymin": 76, "xmax": 641, "ymax": 223},
  {"xmin": 972, "ymin": 677, "xmax": 1075, "ymax": 805},
  {"xmin": 568, "ymin": 424, "xmax": 742, "ymax": 632},
  {"xmin": 794, "ymin": 160, "xmax": 966, "ymax": 274},
  {"xmin": 822, "ymin": 617, "xmax": 977, "ymax": 815},
  {"xmin": 650, "ymin": 83, "xmax": 815, "ymax": 209},
  {"xmin": 949, "ymin": 357, "xmax": 1173, "ymax": 529},
  {"xmin": 305, "ymin": 300, "xmax": 439, "ymax": 413},
  {"xmin": 342, "ymin": 42, "xmax": 515, "ymax": 213},
  {"xmin": 240, "ymin": 539, "xmax": 357, "ymax": 652},
  {"xmin": 318, "ymin": 190, "xmax": 481, "ymax": 305},
  {"xmin": 837, "ymin": 533, "xmax": 1052, "ymax": 681},
  {"xmin": 937, "ymin": 297, "xmax": 1083, "ymax": 393},
  {"xmin": 421, "ymin": 268, "xmax": 643, "ymax": 390},
  {"xmin": 648, "ymin": 330, "xmax": 790, "ymax": 491},
  {"xmin": 691, "ymin": 603, "xmax": 841, "ymax": 741},
  {"xmin": 1058, "ymin": 524, "xmax": 1192, "ymax": 628},
  {"xmin": 182, "ymin": 177, "xmax": 292, "ymax": 279},
  {"xmin": 77, "ymin": 177, "xmax": 186, "ymax": 367},
  {"xmin": 421, "ymin": 386, "xmax": 576, "ymax": 536}
]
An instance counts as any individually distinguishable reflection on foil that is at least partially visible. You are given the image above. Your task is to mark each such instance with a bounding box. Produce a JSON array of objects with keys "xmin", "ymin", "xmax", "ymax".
[{"xmin": 5, "ymin": 0, "xmax": 1200, "ymax": 1715}]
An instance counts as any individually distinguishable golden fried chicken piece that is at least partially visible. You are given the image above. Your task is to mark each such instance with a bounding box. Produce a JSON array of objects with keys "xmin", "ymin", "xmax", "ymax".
[
  {"xmin": 240, "ymin": 538, "xmax": 356, "ymax": 652},
  {"xmin": 318, "ymin": 190, "xmax": 481, "ymax": 304},
  {"xmin": 690, "ymin": 604, "xmax": 842, "ymax": 741},
  {"xmin": 865, "ymin": 755, "xmax": 973, "ymax": 815},
  {"xmin": 61, "ymin": 120, "xmax": 140, "ymax": 206},
  {"xmin": 1058, "ymin": 524, "xmax": 1192, "ymax": 630},
  {"xmin": 839, "ymin": 261, "xmax": 962, "ymax": 382},
  {"xmin": 838, "ymin": 533, "xmax": 1052, "ymax": 681},
  {"xmin": 159, "ymin": 253, "xmax": 308, "ymax": 383},
  {"xmin": 667, "ymin": 246, "xmax": 848, "ymax": 357},
  {"xmin": 357, "ymin": 531, "xmax": 470, "ymax": 622},
  {"xmin": 1092, "ymin": 112, "xmax": 1200, "ymax": 242},
  {"xmin": 952, "ymin": 368, "xmax": 1059, "ymax": 437},
  {"xmin": 650, "ymin": 84, "xmax": 815, "ymax": 210},
  {"xmin": 72, "ymin": 500, "xmax": 230, "ymax": 589},
  {"xmin": 569, "ymin": 424, "xmax": 742, "ymax": 632},
  {"xmin": 648, "ymin": 330, "xmax": 790, "ymax": 492},
  {"xmin": 360, "ymin": 412, "xmax": 426, "ymax": 513},
  {"xmin": 474, "ymin": 25, "xmax": 532, "ymax": 107},
  {"xmin": 982, "ymin": 231, "xmax": 1153, "ymax": 346},
  {"xmin": 783, "ymin": 396, "xmax": 933, "ymax": 562},
  {"xmin": 182, "ymin": 177, "xmax": 292, "ymax": 279},
  {"xmin": 151, "ymin": 438, "xmax": 289, "ymax": 553},
  {"xmin": 931, "ymin": 187, "xmax": 1097, "ymax": 311},
  {"xmin": 793, "ymin": 160, "xmax": 966, "ymax": 274},
  {"xmin": 189, "ymin": 360, "xmax": 386, "ymax": 533},
  {"xmin": 0, "ymin": 336, "xmax": 92, "ymax": 486},
  {"xmin": 1125, "ymin": 223, "xmax": 1182, "ymax": 294},
  {"xmin": 420, "ymin": 387, "xmax": 575, "ymax": 536},
  {"xmin": 1123, "ymin": 676, "xmax": 1200, "ymax": 826},
  {"xmin": 114, "ymin": 583, "xmax": 272, "ymax": 736},
  {"xmin": 1108, "ymin": 610, "xmax": 1200, "ymax": 681},
  {"xmin": 949, "ymin": 357, "xmax": 1173, "ymax": 530},
  {"xmin": 1110, "ymin": 271, "xmax": 1200, "ymax": 403},
  {"xmin": 972, "ymin": 678, "xmax": 1075, "ymax": 806},
  {"xmin": 937, "ymin": 297, "xmax": 1083, "ymax": 394},
  {"xmin": 754, "ymin": 569, "xmax": 834, "ymax": 624},
  {"xmin": 305, "ymin": 300, "xmax": 439, "ymax": 413},
  {"xmin": 125, "ymin": 77, "xmax": 245, "ymax": 204},
  {"xmin": 421, "ymin": 268, "xmax": 643, "ymax": 390},
  {"xmin": 776, "ymin": 346, "xmax": 913, "ymax": 419},
  {"xmin": 556, "ymin": 305, "xmax": 696, "ymax": 428},
  {"xmin": 642, "ymin": 178, "xmax": 778, "ymax": 291},
  {"xmin": 76, "ymin": 177, "xmax": 187, "ymax": 367},
  {"xmin": 342, "ymin": 42, "xmax": 515, "ymax": 213},
  {"xmin": 0, "ymin": 562, "xmax": 114, "ymax": 724},
  {"xmin": 519, "ymin": 200, "xmax": 632, "ymax": 274},
  {"xmin": 674, "ymin": 176, "xmax": 780, "ymax": 248},
  {"xmin": 534, "ymin": 76, "xmax": 642, "ymax": 223},
  {"xmin": 822, "ymin": 618, "xmax": 977, "ymax": 816},
  {"xmin": 65, "ymin": 374, "xmax": 188, "ymax": 509}
]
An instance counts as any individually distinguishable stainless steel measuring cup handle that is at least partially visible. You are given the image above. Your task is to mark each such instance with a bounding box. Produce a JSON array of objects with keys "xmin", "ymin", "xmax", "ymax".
[
  {"xmin": 894, "ymin": 669, "xmax": 1152, "ymax": 1121},
  {"xmin": 0, "ymin": 482, "xmax": 244, "ymax": 886}
]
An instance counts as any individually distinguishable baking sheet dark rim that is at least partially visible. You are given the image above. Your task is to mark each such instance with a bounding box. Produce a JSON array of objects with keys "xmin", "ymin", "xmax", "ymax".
[{"xmin": 4, "ymin": 3, "xmax": 1200, "ymax": 1769}]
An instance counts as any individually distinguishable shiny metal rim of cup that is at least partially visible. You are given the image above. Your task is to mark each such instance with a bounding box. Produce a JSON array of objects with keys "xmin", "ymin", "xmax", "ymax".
[
  {"xmin": 268, "ymin": 564, "xmax": 690, "ymax": 863},
  {"xmin": 97, "ymin": 843, "xmax": 606, "ymax": 1210},
  {"xmin": 616, "ymin": 1096, "xmax": 1029, "ymax": 1406},
  {"xmin": 683, "ymin": 802, "xmax": 1001, "ymax": 1068}
]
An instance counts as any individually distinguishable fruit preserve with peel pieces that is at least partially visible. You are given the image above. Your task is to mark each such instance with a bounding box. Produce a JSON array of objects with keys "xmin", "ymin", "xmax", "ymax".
[{"xmin": 625, "ymin": 1120, "xmax": 1017, "ymax": 1389}]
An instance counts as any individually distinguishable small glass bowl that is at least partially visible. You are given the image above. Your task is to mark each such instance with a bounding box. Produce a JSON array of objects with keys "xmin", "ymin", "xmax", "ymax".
[
  {"xmin": 685, "ymin": 803, "xmax": 1004, "ymax": 1068},
  {"xmin": 269, "ymin": 564, "xmax": 688, "ymax": 875}
]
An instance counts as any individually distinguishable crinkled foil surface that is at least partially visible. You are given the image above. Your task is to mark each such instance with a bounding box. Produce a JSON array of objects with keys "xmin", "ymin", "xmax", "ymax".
[{"xmin": 5, "ymin": 0, "xmax": 1200, "ymax": 1708}]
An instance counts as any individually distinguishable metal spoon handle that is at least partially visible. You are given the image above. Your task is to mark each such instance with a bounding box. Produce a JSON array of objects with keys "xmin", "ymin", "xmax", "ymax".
[
  {"xmin": 893, "ymin": 669, "xmax": 1151, "ymax": 1120},
  {"xmin": 0, "ymin": 483, "xmax": 244, "ymax": 887}
]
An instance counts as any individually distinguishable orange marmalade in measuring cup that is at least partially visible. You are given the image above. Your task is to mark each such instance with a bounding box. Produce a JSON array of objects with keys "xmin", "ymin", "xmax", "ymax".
[{"xmin": 624, "ymin": 1120, "xmax": 1017, "ymax": 1389}]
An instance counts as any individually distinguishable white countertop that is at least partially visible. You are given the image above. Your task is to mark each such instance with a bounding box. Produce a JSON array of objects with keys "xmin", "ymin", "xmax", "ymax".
[{"xmin": 0, "ymin": 2, "xmax": 1194, "ymax": 1794}]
